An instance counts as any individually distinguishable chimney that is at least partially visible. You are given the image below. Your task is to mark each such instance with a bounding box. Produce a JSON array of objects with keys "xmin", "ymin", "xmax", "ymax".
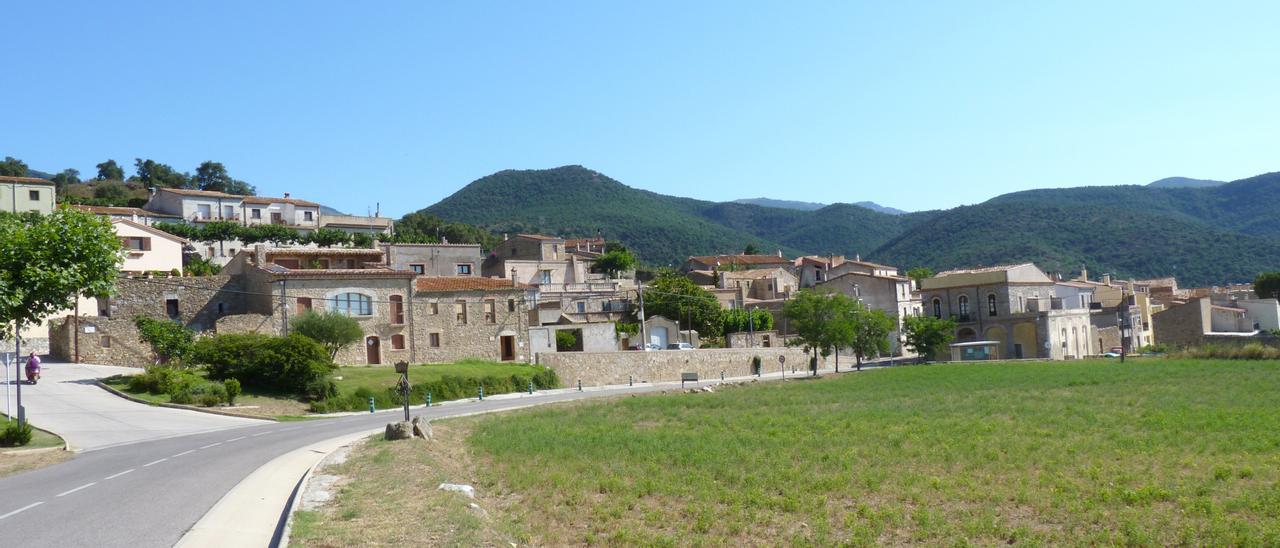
[
  {"xmin": 1079, "ymin": 264, "xmax": 1088, "ymax": 282},
  {"xmin": 855, "ymin": 253, "xmax": 861, "ymax": 262},
  {"xmin": 1103, "ymin": 273, "xmax": 1112, "ymax": 286},
  {"xmin": 254, "ymin": 244, "xmax": 267, "ymax": 266},
  {"xmin": 503, "ymin": 233, "xmax": 509, "ymax": 241},
  {"xmin": 776, "ymin": 249, "xmax": 783, "ymax": 258}
]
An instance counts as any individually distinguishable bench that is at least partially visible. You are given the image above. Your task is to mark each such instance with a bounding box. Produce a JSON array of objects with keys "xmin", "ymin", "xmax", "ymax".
[{"xmin": 680, "ymin": 372, "xmax": 698, "ymax": 388}]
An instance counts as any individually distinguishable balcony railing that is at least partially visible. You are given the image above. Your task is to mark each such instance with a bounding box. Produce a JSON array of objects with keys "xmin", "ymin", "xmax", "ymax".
[{"xmin": 951, "ymin": 313, "xmax": 972, "ymax": 322}]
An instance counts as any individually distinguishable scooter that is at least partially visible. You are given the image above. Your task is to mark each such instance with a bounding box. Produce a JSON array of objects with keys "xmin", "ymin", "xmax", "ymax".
[{"xmin": 25, "ymin": 361, "xmax": 40, "ymax": 385}]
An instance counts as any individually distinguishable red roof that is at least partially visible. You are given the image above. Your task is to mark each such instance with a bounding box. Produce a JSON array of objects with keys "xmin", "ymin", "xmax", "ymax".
[
  {"xmin": 688, "ymin": 254, "xmax": 791, "ymax": 266},
  {"xmin": 416, "ymin": 277, "xmax": 530, "ymax": 292},
  {"xmin": 241, "ymin": 196, "xmax": 322, "ymax": 207},
  {"xmin": 0, "ymin": 175, "xmax": 54, "ymax": 184}
]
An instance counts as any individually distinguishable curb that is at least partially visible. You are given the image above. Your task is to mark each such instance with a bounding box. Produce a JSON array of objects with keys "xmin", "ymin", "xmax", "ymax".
[{"xmin": 93, "ymin": 380, "xmax": 277, "ymax": 422}]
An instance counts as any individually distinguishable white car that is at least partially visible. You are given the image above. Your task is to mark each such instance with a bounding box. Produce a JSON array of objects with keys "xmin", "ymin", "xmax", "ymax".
[{"xmin": 666, "ymin": 342, "xmax": 695, "ymax": 350}]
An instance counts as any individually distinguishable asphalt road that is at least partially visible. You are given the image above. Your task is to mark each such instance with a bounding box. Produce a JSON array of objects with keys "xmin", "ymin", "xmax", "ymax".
[{"xmin": 0, "ymin": 382, "xmax": 676, "ymax": 548}]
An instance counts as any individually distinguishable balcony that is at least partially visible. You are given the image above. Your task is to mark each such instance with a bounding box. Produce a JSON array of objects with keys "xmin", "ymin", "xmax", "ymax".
[{"xmin": 951, "ymin": 313, "xmax": 972, "ymax": 322}]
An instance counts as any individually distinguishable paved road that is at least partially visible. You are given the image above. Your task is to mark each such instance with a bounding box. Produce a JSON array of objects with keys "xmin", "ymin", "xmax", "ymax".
[
  {"xmin": 0, "ymin": 361, "xmax": 885, "ymax": 547},
  {"xmin": 4, "ymin": 362, "xmax": 262, "ymax": 451}
]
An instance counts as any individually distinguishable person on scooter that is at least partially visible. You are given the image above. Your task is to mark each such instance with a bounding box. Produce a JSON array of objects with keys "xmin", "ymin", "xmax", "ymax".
[{"xmin": 25, "ymin": 352, "xmax": 41, "ymax": 385}]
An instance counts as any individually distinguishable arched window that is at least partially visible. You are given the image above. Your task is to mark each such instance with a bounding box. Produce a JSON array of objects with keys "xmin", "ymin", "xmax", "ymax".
[
  {"xmin": 932, "ymin": 298, "xmax": 942, "ymax": 319},
  {"xmin": 389, "ymin": 295, "xmax": 404, "ymax": 324},
  {"xmin": 391, "ymin": 334, "xmax": 405, "ymax": 350},
  {"xmin": 958, "ymin": 295, "xmax": 969, "ymax": 317},
  {"xmin": 330, "ymin": 292, "xmax": 372, "ymax": 316},
  {"xmin": 988, "ymin": 294, "xmax": 998, "ymax": 317}
]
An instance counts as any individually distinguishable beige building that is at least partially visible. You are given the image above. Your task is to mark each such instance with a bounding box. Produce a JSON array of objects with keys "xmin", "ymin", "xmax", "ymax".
[
  {"xmin": 1, "ymin": 175, "xmax": 56, "ymax": 214},
  {"xmin": 484, "ymin": 234, "xmax": 633, "ymax": 324},
  {"xmin": 818, "ymin": 268, "xmax": 921, "ymax": 356},
  {"xmin": 920, "ymin": 263, "xmax": 1094, "ymax": 360},
  {"xmin": 113, "ymin": 219, "xmax": 187, "ymax": 275},
  {"xmin": 413, "ymin": 277, "xmax": 533, "ymax": 363}
]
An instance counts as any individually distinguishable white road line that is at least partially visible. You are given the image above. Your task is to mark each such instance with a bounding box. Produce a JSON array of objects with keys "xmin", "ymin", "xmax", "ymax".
[
  {"xmin": 57, "ymin": 482, "xmax": 97, "ymax": 497},
  {"xmin": 0, "ymin": 502, "xmax": 44, "ymax": 520},
  {"xmin": 200, "ymin": 442, "xmax": 222, "ymax": 449},
  {"xmin": 250, "ymin": 431, "xmax": 272, "ymax": 437},
  {"xmin": 172, "ymin": 450, "xmax": 195, "ymax": 458},
  {"xmin": 104, "ymin": 469, "xmax": 135, "ymax": 480},
  {"xmin": 143, "ymin": 458, "xmax": 168, "ymax": 467},
  {"xmin": 225, "ymin": 436, "xmax": 246, "ymax": 442}
]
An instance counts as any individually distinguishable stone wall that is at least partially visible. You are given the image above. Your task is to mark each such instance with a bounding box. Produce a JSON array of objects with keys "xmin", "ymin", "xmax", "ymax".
[
  {"xmin": 1153, "ymin": 299, "xmax": 1211, "ymax": 348},
  {"xmin": 412, "ymin": 289, "xmax": 531, "ymax": 364},
  {"xmin": 725, "ymin": 330, "xmax": 781, "ymax": 348},
  {"xmin": 538, "ymin": 347, "xmax": 814, "ymax": 386},
  {"xmin": 0, "ymin": 338, "xmax": 49, "ymax": 356},
  {"xmin": 105, "ymin": 275, "xmax": 247, "ymax": 332},
  {"xmin": 48, "ymin": 316, "xmax": 155, "ymax": 367}
]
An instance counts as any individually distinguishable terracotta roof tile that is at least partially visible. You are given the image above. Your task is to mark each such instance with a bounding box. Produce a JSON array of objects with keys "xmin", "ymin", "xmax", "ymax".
[
  {"xmin": 688, "ymin": 254, "xmax": 791, "ymax": 266},
  {"xmin": 241, "ymin": 196, "xmax": 322, "ymax": 207},
  {"xmin": 74, "ymin": 205, "xmax": 172, "ymax": 217},
  {"xmin": 416, "ymin": 277, "xmax": 531, "ymax": 292},
  {"xmin": 0, "ymin": 175, "xmax": 54, "ymax": 184},
  {"xmin": 515, "ymin": 233, "xmax": 563, "ymax": 241},
  {"xmin": 158, "ymin": 188, "xmax": 241, "ymax": 198},
  {"xmin": 935, "ymin": 263, "xmax": 1036, "ymax": 277},
  {"xmin": 264, "ymin": 247, "xmax": 384, "ymax": 257}
]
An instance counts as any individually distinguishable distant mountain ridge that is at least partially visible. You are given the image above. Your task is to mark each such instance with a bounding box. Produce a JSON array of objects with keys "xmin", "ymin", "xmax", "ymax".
[
  {"xmin": 1147, "ymin": 176, "xmax": 1225, "ymax": 188},
  {"xmin": 416, "ymin": 166, "xmax": 1280, "ymax": 286},
  {"xmin": 733, "ymin": 197, "xmax": 908, "ymax": 215}
]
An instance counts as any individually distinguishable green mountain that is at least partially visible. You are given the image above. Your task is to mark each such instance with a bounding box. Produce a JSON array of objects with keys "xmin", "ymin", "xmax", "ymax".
[
  {"xmin": 417, "ymin": 166, "xmax": 1280, "ymax": 285},
  {"xmin": 1147, "ymin": 176, "xmax": 1224, "ymax": 188}
]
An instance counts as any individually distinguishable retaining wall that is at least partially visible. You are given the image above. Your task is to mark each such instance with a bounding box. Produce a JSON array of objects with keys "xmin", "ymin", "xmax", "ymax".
[{"xmin": 538, "ymin": 347, "xmax": 817, "ymax": 386}]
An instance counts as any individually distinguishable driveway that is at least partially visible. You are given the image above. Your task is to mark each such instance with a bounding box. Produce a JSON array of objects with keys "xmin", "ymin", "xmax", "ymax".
[{"xmin": 4, "ymin": 360, "xmax": 263, "ymax": 452}]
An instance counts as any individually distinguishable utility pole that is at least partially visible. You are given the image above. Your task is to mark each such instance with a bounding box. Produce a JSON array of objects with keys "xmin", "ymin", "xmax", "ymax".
[
  {"xmin": 638, "ymin": 284, "xmax": 648, "ymax": 349},
  {"xmin": 279, "ymin": 279, "xmax": 289, "ymax": 336}
]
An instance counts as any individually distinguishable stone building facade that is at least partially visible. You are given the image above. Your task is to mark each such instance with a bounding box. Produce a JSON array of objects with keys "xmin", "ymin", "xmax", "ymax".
[
  {"xmin": 538, "ymin": 347, "xmax": 812, "ymax": 386},
  {"xmin": 818, "ymin": 269, "xmax": 921, "ymax": 357},
  {"xmin": 381, "ymin": 243, "xmax": 484, "ymax": 277},
  {"xmin": 412, "ymin": 277, "xmax": 533, "ymax": 363}
]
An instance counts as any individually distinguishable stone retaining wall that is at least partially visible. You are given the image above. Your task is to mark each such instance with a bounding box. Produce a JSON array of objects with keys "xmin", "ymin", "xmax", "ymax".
[
  {"xmin": 538, "ymin": 347, "xmax": 817, "ymax": 386},
  {"xmin": 48, "ymin": 316, "xmax": 155, "ymax": 368}
]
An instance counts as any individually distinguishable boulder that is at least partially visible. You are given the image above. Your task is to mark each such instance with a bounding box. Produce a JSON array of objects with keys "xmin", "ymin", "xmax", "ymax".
[
  {"xmin": 438, "ymin": 483, "xmax": 476, "ymax": 498},
  {"xmin": 411, "ymin": 416, "xmax": 432, "ymax": 440},
  {"xmin": 384, "ymin": 421, "xmax": 413, "ymax": 441}
]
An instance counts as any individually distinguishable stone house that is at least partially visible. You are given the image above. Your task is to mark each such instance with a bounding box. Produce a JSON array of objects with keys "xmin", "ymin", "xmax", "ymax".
[
  {"xmin": 817, "ymin": 268, "xmax": 921, "ymax": 357},
  {"xmin": 1152, "ymin": 297, "xmax": 1260, "ymax": 348},
  {"xmin": 1, "ymin": 175, "xmax": 56, "ymax": 214},
  {"xmin": 681, "ymin": 253, "xmax": 792, "ymax": 274},
  {"xmin": 413, "ymin": 277, "xmax": 533, "ymax": 363},
  {"xmin": 381, "ymin": 242, "xmax": 484, "ymax": 276},
  {"xmin": 919, "ymin": 263, "xmax": 1094, "ymax": 360},
  {"xmin": 483, "ymin": 234, "xmax": 632, "ymax": 325},
  {"xmin": 720, "ymin": 268, "xmax": 798, "ymax": 302}
]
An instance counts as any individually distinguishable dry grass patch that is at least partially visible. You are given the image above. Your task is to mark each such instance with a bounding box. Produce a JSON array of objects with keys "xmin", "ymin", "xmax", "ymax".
[
  {"xmin": 289, "ymin": 421, "xmax": 519, "ymax": 547},
  {"xmin": 0, "ymin": 450, "xmax": 71, "ymax": 478}
]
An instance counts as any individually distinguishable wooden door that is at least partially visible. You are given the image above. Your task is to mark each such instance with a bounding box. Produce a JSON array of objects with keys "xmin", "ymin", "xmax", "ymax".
[
  {"xmin": 500, "ymin": 336, "xmax": 515, "ymax": 361},
  {"xmin": 366, "ymin": 336, "xmax": 381, "ymax": 364}
]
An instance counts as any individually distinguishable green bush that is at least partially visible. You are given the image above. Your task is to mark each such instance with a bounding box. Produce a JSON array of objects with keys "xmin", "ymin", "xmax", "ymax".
[
  {"xmin": 1, "ymin": 421, "xmax": 33, "ymax": 447},
  {"xmin": 134, "ymin": 316, "xmax": 195, "ymax": 365},
  {"xmin": 224, "ymin": 379, "xmax": 241, "ymax": 405},
  {"xmin": 1171, "ymin": 342, "xmax": 1280, "ymax": 360},
  {"xmin": 309, "ymin": 367, "xmax": 560, "ymax": 413},
  {"xmin": 555, "ymin": 330, "xmax": 578, "ymax": 351},
  {"xmin": 192, "ymin": 333, "xmax": 336, "ymax": 398}
]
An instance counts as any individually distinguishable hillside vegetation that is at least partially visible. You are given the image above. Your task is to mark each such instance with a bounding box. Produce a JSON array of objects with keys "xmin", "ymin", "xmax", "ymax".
[{"xmin": 419, "ymin": 166, "xmax": 1280, "ymax": 285}]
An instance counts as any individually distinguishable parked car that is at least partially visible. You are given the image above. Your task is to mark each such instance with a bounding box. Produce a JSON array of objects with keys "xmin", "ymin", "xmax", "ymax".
[
  {"xmin": 628, "ymin": 343, "xmax": 661, "ymax": 351},
  {"xmin": 666, "ymin": 342, "xmax": 695, "ymax": 350}
]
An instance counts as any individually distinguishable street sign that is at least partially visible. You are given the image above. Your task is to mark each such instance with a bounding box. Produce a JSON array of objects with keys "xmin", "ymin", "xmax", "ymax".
[{"xmin": 778, "ymin": 355, "xmax": 786, "ymax": 364}]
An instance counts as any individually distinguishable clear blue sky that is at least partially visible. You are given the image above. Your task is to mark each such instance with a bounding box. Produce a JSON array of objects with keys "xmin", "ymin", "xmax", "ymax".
[{"xmin": 4, "ymin": 1, "xmax": 1278, "ymax": 217}]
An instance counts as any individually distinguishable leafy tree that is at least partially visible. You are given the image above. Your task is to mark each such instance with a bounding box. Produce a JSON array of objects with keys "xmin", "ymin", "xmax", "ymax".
[
  {"xmin": 642, "ymin": 269, "xmax": 722, "ymax": 338},
  {"xmin": 93, "ymin": 181, "xmax": 130, "ymax": 203},
  {"xmin": 134, "ymin": 316, "xmax": 195, "ymax": 365},
  {"xmin": 239, "ymin": 223, "xmax": 300, "ymax": 245},
  {"xmin": 848, "ymin": 304, "xmax": 895, "ymax": 370},
  {"xmin": 783, "ymin": 289, "xmax": 857, "ymax": 370},
  {"xmin": 351, "ymin": 232, "xmax": 374, "ymax": 248},
  {"xmin": 194, "ymin": 333, "xmax": 336, "ymax": 398},
  {"xmin": 290, "ymin": 310, "xmax": 363, "ymax": 359},
  {"xmin": 307, "ymin": 228, "xmax": 352, "ymax": 248},
  {"xmin": 555, "ymin": 330, "xmax": 577, "ymax": 351},
  {"xmin": 50, "ymin": 168, "xmax": 80, "ymax": 192},
  {"xmin": 153, "ymin": 221, "xmax": 201, "ymax": 240},
  {"xmin": 395, "ymin": 211, "xmax": 497, "ymax": 248},
  {"xmin": 743, "ymin": 243, "xmax": 761, "ymax": 255},
  {"xmin": 0, "ymin": 157, "xmax": 28, "ymax": 177},
  {"xmin": 133, "ymin": 158, "xmax": 190, "ymax": 188},
  {"xmin": 186, "ymin": 256, "xmax": 221, "ymax": 276},
  {"xmin": 593, "ymin": 248, "xmax": 636, "ymax": 279},
  {"xmin": 1255, "ymin": 272, "xmax": 1280, "ymax": 300},
  {"xmin": 906, "ymin": 267, "xmax": 934, "ymax": 282},
  {"xmin": 719, "ymin": 308, "xmax": 774, "ymax": 334},
  {"xmin": 96, "ymin": 159, "xmax": 125, "ymax": 181},
  {"xmin": 193, "ymin": 161, "xmax": 255, "ymax": 195},
  {"xmin": 903, "ymin": 315, "xmax": 956, "ymax": 363}
]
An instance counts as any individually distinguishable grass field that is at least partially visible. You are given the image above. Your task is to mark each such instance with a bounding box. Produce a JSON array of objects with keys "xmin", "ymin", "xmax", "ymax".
[{"xmin": 452, "ymin": 358, "xmax": 1280, "ymax": 545}]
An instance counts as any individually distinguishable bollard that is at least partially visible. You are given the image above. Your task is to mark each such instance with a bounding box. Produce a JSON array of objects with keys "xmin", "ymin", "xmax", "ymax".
[
  {"xmin": 368, "ymin": 397, "xmax": 375, "ymax": 413},
  {"xmin": 629, "ymin": 375, "xmax": 633, "ymax": 387},
  {"xmin": 528, "ymin": 380, "xmax": 534, "ymax": 395},
  {"xmin": 479, "ymin": 385, "xmax": 484, "ymax": 401},
  {"xmin": 578, "ymin": 379, "xmax": 582, "ymax": 392},
  {"xmin": 427, "ymin": 392, "xmax": 432, "ymax": 407},
  {"xmin": 721, "ymin": 370, "xmax": 725, "ymax": 382}
]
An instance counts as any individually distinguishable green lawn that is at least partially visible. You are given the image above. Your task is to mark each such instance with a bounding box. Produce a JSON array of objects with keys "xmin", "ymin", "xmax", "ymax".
[
  {"xmin": 463, "ymin": 359, "xmax": 1280, "ymax": 545},
  {"xmin": 332, "ymin": 359, "xmax": 546, "ymax": 396},
  {"xmin": 1, "ymin": 415, "xmax": 64, "ymax": 450}
]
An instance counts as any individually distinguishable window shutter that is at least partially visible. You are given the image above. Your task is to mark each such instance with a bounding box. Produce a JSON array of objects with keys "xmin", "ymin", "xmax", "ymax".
[{"xmin": 142, "ymin": 237, "xmax": 152, "ymax": 251}]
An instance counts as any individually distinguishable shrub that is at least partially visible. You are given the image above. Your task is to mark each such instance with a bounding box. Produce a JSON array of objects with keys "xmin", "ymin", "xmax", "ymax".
[
  {"xmin": 224, "ymin": 379, "xmax": 241, "ymax": 405},
  {"xmin": 290, "ymin": 310, "xmax": 363, "ymax": 359},
  {"xmin": 1, "ymin": 421, "xmax": 33, "ymax": 447},
  {"xmin": 308, "ymin": 366, "xmax": 560, "ymax": 413},
  {"xmin": 134, "ymin": 316, "xmax": 195, "ymax": 365},
  {"xmin": 555, "ymin": 330, "xmax": 578, "ymax": 351},
  {"xmin": 1170, "ymin": 342, "xmax": 1280, "ymax": 360},
  {"xmin": 192, "ymin": 333, "xmax": 336, "ymax": 398}
]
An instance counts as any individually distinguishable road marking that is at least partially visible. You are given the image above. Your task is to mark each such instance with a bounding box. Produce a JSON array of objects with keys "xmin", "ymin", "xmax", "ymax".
[
  {"xmin": 250, "ymin": 431, "xmax": 272, "ymax": 437},
  {"xmin": 225, "ymin": 436, "xmax": 246, "ymax": 442},
  {"xmin": 172, "ymin": 450, "xmax": 195, "ymax": 458},
  {"xmin": 200, "ymin": 442, "xmax": 222, "ymax": 449},
  {"xmin": 0, "ymin": 502, "xmax": 44, "ymax": 520},
  {"xmin": 104, "ymin": 469, "xmax": 135, "ymax": 480},
  {"xmin": 57, "ymin": 482, "xmax": 97, "ymax": 497},
  {"xmin": 143, "ymin": 458, "xmax": 168, "ymax": 467}
]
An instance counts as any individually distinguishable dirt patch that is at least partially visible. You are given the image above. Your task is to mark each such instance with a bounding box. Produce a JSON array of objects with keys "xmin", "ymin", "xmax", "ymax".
[{"xmin": 0, "ymin": 450, "xmax": 72, "ymax": 478}]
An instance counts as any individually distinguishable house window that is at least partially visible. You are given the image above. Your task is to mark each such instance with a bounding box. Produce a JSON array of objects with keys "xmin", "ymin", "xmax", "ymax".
[
  {"xmin": 122, "ymin": 237, "xmax": 151, "ymax": 251},
  {"xmin": 484, "ymin": 300, "xmax": 495, "ymax": 323},
  {"xmin": 988, "ymin": 294, "xmax": 998, "ymax": 317},
  {"xmin": 932, "ymin": 298, "xmax": 942, "ymax": 319},
  {"xmin": 577, "ymin": 302, "xmax": 586, "ymax": 313},
  {"xmin": 957, "ymin": 296, "xmax": 969, "ymax": 317},
  {"xmin": 166, "ymin": 298, "xmax": 180, "ymax": 318},
  {"xmin": 456, "ymin": 264, "xmax": 472, "ymax": 276},
  {"xmin": 429, "ymin": 333, "xmax": 441, "ymax": 348},
  {"xmin": 330, "ymin": 292, "xmax": 372, "ymax": 316},
  {"xmin": 296, "ymin": 297, "xmax": 312, "ymax": 315},
  {"xmin": 217, "ymin": 302, "xmax": 225, "ymax": 315},
  {"xmin": 455, "ymin": 300, "xmax": 467, "ymax": 324},
  {"xmin": 249, "ymin": 209, "xmax": 260, "ymax": 219},
  {"xmin": 100, "ymin": 335, "xmax": 111, "ymax": 348},
  {"xmin": 410, "ymin": 264, "xmax": 425, "ymax": 275},
  {"xmin": 429, "ymin": 302, "xmax": 439, "ymax": 315},
  {"xmin": 390, "ymin": 334, "xmax": 405, "ymax": 350},
  {"xmin": 390, "ymin": 295, "xmax": 405, "ymax": 325},
  {"xmin": 507, "ymin": 298, "xmax": 516, "ymax": 312},
  {"xmin": 304, "ymin": 211, "xmax": 314, "ymax": 222},
  {"xmin": 29, "ymin": 190, "xmax": 40, "ymax": 200},
  {"xmin": 539, "ymin": 270, "xmax": 552, "ymax": 285},
  {"xmin": 510, "ymin": 247, "xmax": 517, "ymax": 257}
]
